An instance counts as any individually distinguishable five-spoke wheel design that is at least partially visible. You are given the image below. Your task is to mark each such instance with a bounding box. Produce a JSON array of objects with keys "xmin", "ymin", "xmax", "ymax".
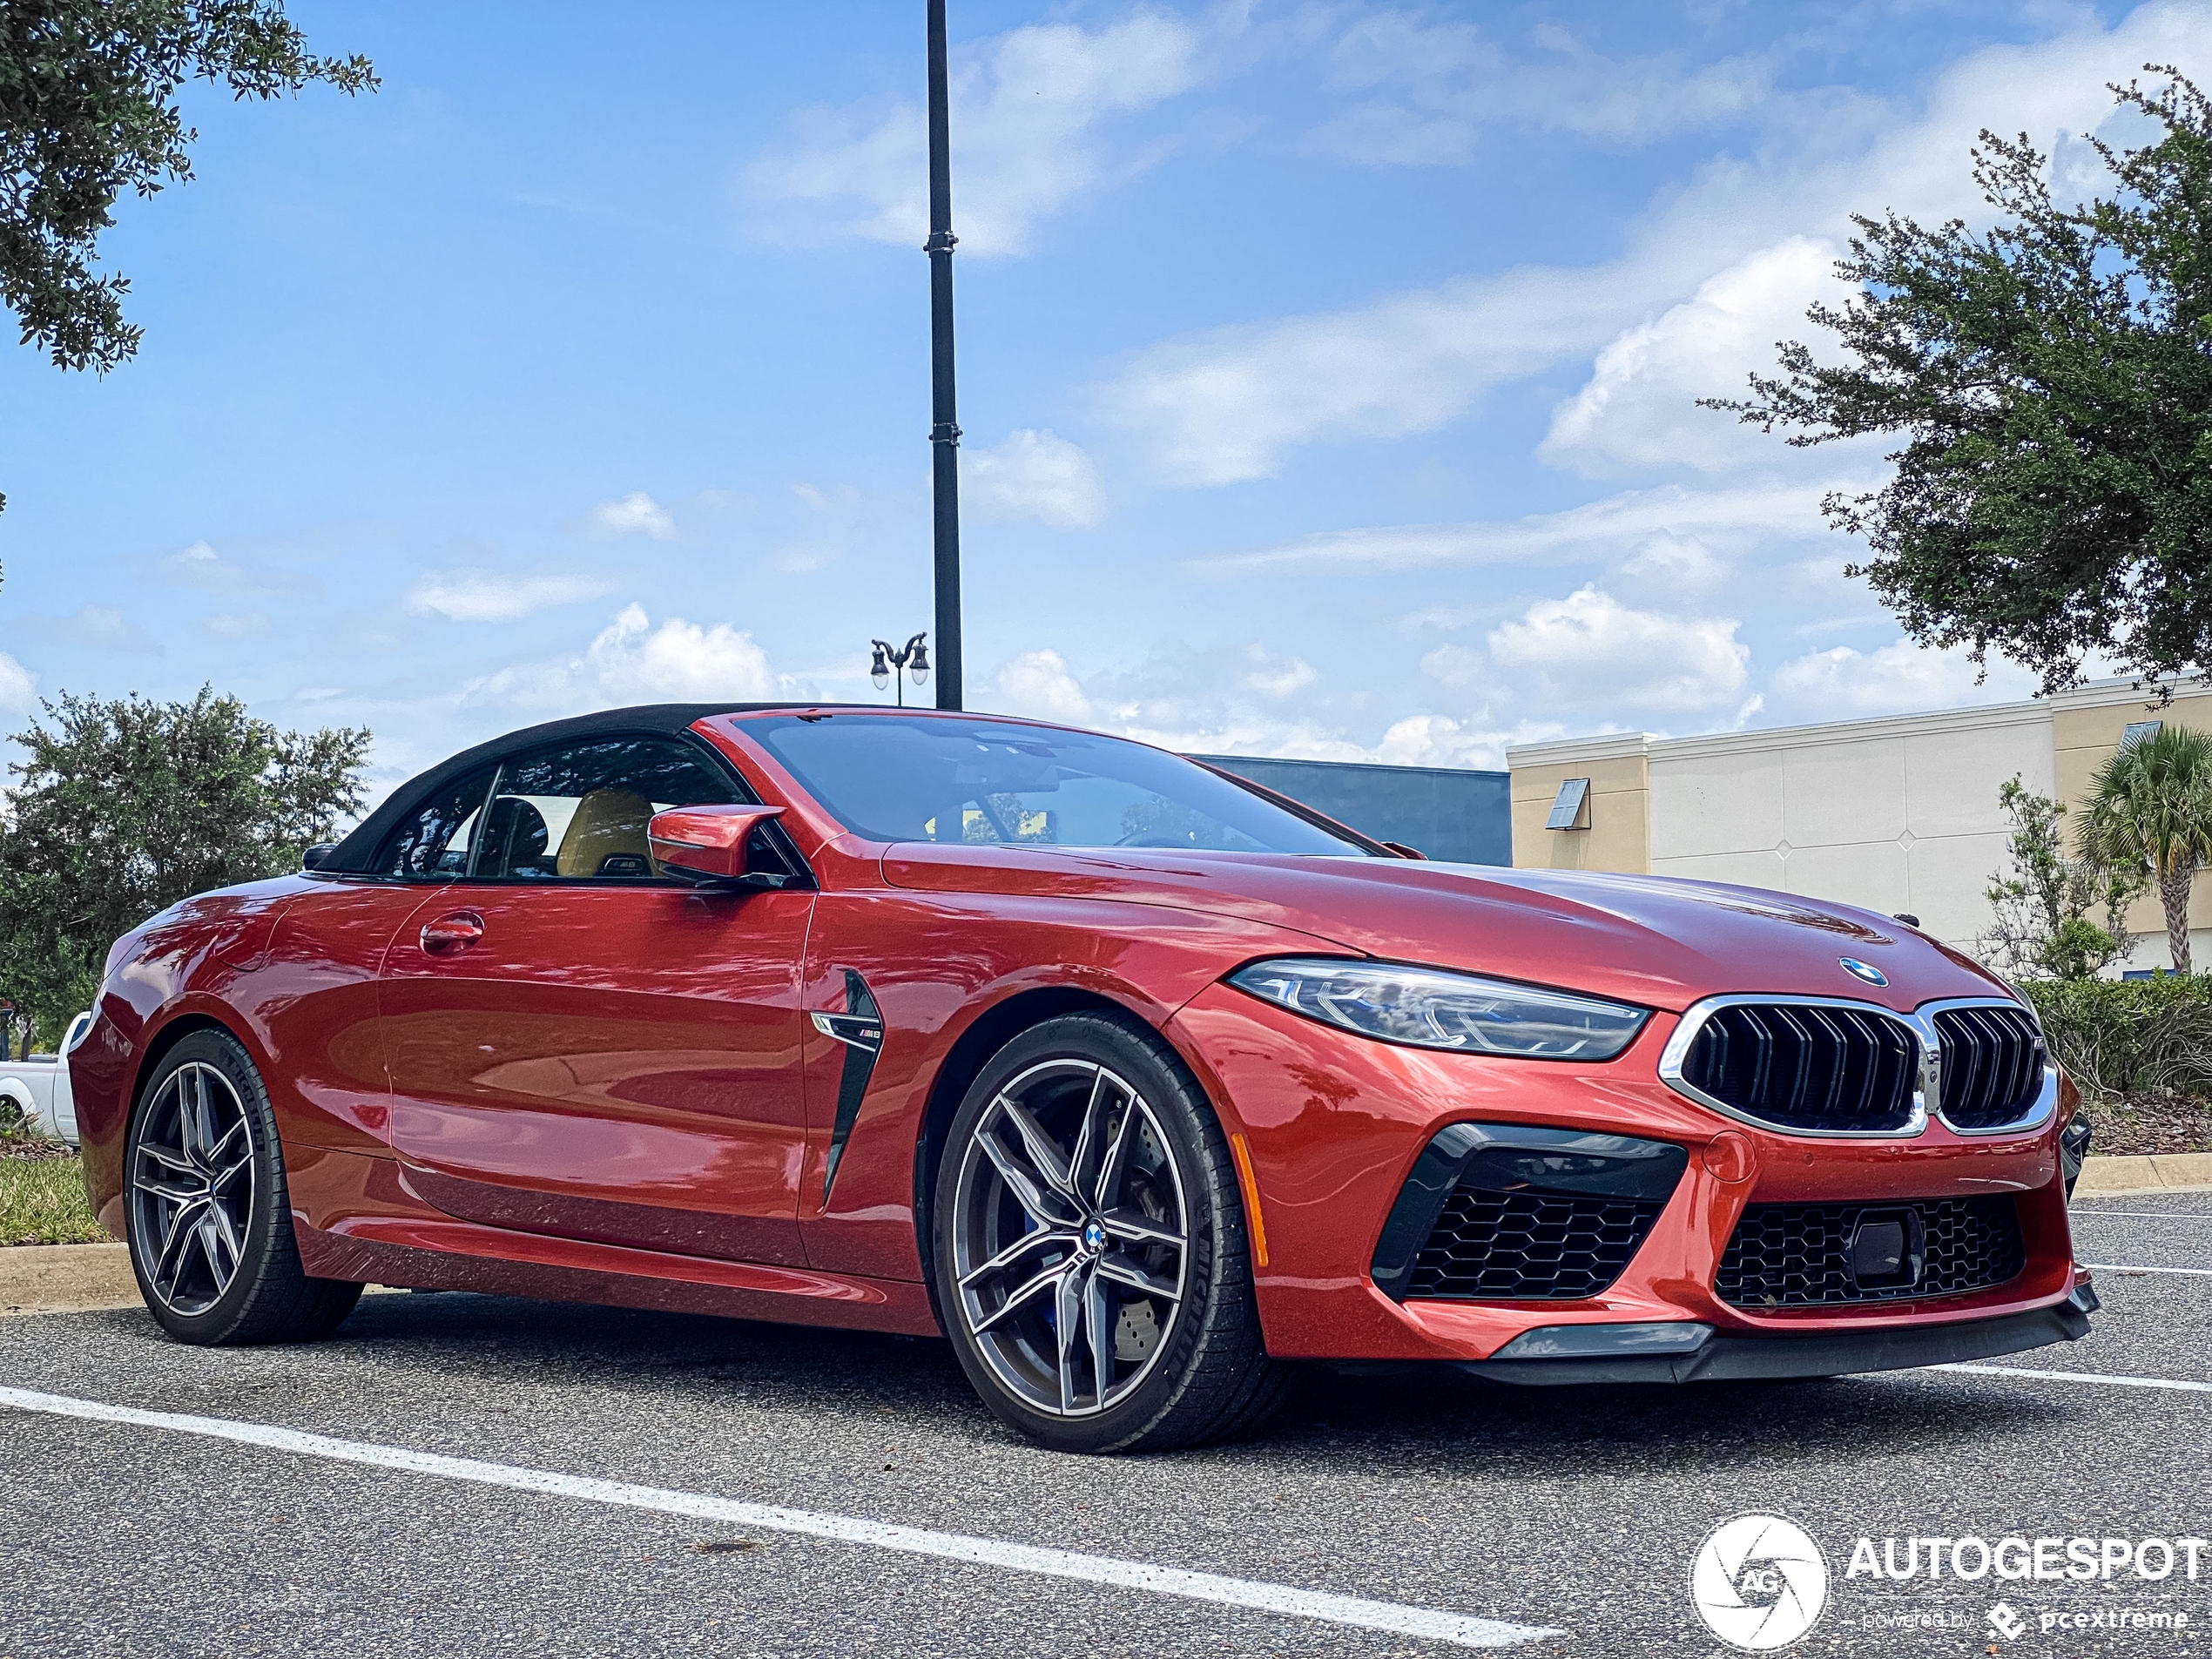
[
  {"xmin": 948, "ymin": 1059, "xmax": 1189, "ymax": 1418},
  {"xmin": 128, "ymin": 1060, "xmax": 257, "ymax": 1317}
]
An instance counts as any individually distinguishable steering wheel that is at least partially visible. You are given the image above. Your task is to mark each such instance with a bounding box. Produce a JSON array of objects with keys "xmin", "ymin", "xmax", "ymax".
[{"xmin": 1113, "ymin": 833, "xmax": 1191, "ymax": 848}]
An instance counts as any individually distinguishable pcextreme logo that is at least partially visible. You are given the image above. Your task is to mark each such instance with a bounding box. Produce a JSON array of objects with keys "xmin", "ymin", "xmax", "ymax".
[{"xmin": 1690, "ymin": 1514, "xmax": 1832, "ymax": 1652}]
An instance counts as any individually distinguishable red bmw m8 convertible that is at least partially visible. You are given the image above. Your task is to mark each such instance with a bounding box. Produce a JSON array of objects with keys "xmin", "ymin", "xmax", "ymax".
[{"xmin": 71, "ymin": 704, "xmax": 2097, "ymax": 1452}]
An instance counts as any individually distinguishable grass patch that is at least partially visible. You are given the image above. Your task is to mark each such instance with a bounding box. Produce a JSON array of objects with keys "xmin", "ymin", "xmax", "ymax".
[{"xmin": 0, "ymin": 1147, "xmax": 108, "ymax": 1245}]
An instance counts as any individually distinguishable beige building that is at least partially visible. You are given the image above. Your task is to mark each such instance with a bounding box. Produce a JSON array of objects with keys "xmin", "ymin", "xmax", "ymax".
[{"xmin": 1507, "ymin": 681, "xmax": 2212, "ymax": 971}]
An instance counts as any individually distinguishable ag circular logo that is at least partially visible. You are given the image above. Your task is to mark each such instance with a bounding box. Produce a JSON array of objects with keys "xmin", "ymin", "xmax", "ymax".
[{"xmin": 1689, "ymin": 1514, "xmax": 1830, "ymax": 1651}]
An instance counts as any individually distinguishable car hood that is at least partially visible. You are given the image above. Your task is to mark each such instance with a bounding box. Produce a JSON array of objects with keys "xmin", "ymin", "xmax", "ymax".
[{"xmin": 878, "ymin": 844, "xmax": 2010, "ymax": 1015}]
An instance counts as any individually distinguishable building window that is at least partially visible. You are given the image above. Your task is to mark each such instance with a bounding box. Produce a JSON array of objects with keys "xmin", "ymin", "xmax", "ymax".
[
  {"xmin": 1546, "ymin": 777, "xmax": 1592, "ymax": 831},
  {"xmin": 2121, "ymin": 720, "xmax": 2163, "ymax": 750}
]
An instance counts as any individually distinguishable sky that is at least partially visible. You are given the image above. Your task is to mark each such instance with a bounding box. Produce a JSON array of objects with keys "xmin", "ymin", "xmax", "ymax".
[{"xmin": 1, "ymin": 0, "xmax": 2202, "ymax": 806}]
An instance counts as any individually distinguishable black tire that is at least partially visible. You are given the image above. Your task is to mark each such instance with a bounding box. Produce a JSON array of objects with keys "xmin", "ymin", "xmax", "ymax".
[
  {"xmin": 123, "ymin": 1028, "xmax": 363, "ymax": 1345},
  {"xmin": 932, "ymin": 1011, "xmax": 1285, "ymax": 1453}
]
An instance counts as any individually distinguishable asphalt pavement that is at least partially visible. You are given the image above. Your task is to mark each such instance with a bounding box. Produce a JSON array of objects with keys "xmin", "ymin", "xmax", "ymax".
[{"xmin": 3, "ymin": 1197, "xmax": 2210, "ymax": 1657}]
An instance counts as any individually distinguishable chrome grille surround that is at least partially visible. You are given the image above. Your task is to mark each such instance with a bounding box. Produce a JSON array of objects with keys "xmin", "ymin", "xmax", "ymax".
[
  {"xmin": 1658, "ymin": 994, "xmax": 2056, "ymax": 1140},
  {"xmin": 1923, "ymin": 996, "xmax": 2059, "ymax": 1138}
]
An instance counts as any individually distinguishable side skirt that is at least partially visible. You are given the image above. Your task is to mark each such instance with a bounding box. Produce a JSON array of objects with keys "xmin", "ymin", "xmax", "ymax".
[{"xmin": 295, "ymin": 1217, "xmax": 944, "ymax": 1338}]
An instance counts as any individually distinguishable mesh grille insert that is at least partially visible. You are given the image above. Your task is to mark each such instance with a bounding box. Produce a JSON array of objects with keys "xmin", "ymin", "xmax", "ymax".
[
  {"xmin": 1406, "ymin": 1186, "xmax": 1664, "ymax": 1300},
  {"xmin": 1933, "ymin": 1005, "xmax": 2047, "ymax": 1130},
  {"xmin": 1680, "ymin": 1003, "xmax": 1919, "ymax": 1134},
  {"xmin": 1716, "ymin": 1195, "xmax": 2025, "ymax": 1307}
]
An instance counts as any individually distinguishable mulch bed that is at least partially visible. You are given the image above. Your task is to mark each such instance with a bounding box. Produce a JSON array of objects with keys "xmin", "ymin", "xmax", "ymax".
[
  {"xmin": 0, "ymin": 1137, "xmax": 78, "ymax": 1163},
  {"xmin": 2080, "ymin": 1092, "xmax": 2212, "ymax": 1157}
]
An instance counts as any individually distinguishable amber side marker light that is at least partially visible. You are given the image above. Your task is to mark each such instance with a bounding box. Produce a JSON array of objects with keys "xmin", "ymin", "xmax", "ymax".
[{"xmin": 1228, "ymin": 1132, "xmax": 1270, "ymax": 1268}]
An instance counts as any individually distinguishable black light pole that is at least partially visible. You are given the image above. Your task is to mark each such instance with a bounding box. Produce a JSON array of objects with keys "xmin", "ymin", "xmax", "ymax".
[{"xmin": 925, "ymin": 0, "xmax": 963, "ymax": 711}]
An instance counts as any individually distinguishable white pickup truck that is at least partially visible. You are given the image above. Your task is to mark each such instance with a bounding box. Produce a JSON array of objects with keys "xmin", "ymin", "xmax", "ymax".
[{"xmin": 0, "ymin": 1012, "xmax": 94, "ymax": 1145}]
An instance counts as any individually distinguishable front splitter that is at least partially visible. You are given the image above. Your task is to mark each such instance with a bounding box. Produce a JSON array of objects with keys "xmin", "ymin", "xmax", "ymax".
[{"xmin": 1447, "ymin": 1285, "xmax": 2098, "ymax": 1386}]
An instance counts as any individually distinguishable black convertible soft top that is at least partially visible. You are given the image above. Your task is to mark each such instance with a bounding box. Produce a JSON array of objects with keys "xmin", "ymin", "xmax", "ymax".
[{"xmin": 317, "ymin": 702, "xmax": 834, "ymax": 873}]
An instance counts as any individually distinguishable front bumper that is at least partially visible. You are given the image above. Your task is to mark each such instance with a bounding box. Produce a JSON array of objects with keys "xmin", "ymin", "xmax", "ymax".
[
  {"xmin": 1453, "ymin": 1283, "xmax": 2098, "ymax": 1386},
  {"xmin": 1167, "ymin": 983, "xmax": 2084, "ymax": 1366}
]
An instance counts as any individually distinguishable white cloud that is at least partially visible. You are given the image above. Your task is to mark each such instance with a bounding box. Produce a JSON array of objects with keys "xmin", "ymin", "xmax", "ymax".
[
  {"xmin": 995, "ymin": 648, "xmax": 1095, "ymax": 723},
  {"xmin": 1767, "ymin": 637, "xmax": 2038, "ymax": 718},
  {"xmin": 1105, "ymin": 5, "xmax": 2212, "ymax": 486},
  {"xmin": 154, "ymin": 539, "xmax": 314, "ymax": 596},
  {"xmin": 1239, "ymin": 647, "xmax": 1318, "ymax": 698},
  {"xmin": 406, "ymin": 569, "xmax": 617, "ymax": 624},
  {"xmin": 1190, "ymin": 477, "xmax": 1849, "ymax": 576},
  {"xmin": 1540, "ymin": 237, "xmax": 1863, "ymax": 475},
  {"xmin": 986, "ymin": 637, "xmax": 1528, "ymax": 766},
  {"xmin": 1369, "ymin": 712, "xmax": 1565, "ymax": 771},
  {"xmin": 158, "ymin": 540, "xmax": 241, "ymax": 589},
  {"xmin": 771, "ymin": 542, "xmax": 841, "ymax": 574},
  {"xmin": 584, "ymin": 493, "xmax": 678, "ymax": 541},
  {"xmin": 1610, "ymin": 531, "xmax": 1733, "ymax": 600},
  {"xmin": 1103, "ymin": 263, "xmax": 1643, "ymax": 485},
  {"xmin": 988, "ymin": 639, "xmax": 1369, "ymax": 759},
  {"xmin": 1310, "ymin": 14, "xmax": 1769, "ymax": 165},
  {"xmin": 464, "ymin": 604, "xmax": 777, "ymax": 713},
  {"xmin": 747, "ymin": 11, "xmax": 1207, "ymax": 256},
  {"xmin": 52, "ymin": 604, "xmax": 160, "ymax": 653},
  {"xmin": 964, "ymin": 429, "xmax": 1107, "ymax": 529},
  {"xmin": 1479, "ymin": 584, "xmax": 1750, "ymax": 713},
  {"xmin": 203, "ymin": 611, "xmax": 270, "ymax": 640},
  {"xmin": 0, "ymin": 651, "xmax": 36, "ymax": 715}
]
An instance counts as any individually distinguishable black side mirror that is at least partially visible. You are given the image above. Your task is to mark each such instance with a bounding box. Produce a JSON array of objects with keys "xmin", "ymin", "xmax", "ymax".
[{"xmin": 302, "ymin": 843, "xmax": 338, "ymax": 871}]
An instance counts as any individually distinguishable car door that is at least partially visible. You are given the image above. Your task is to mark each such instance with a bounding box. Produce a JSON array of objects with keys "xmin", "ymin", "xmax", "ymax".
[
  {"xmin": 255, "ymin": 761, "xmax": 507, "ymax": 1157},
  {"xmin": 377, "ymin": 732, "xmax": 816, "ymax": 1267}
]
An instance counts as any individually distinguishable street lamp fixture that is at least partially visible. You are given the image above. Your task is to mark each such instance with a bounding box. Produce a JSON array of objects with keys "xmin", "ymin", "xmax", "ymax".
[{"xmin": 871, "ymin": 633, "xmax": 930, "ymax": 706}]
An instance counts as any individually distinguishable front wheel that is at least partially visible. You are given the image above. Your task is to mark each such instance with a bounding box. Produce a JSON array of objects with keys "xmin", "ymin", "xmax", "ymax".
[
  {"xmin": 933, "ymin": 1012, "xmax": 1285, "ymax": 1453},
  {"xmin": 125, "ymin": 1028, "xmax": 363, "ymax": 1345}
]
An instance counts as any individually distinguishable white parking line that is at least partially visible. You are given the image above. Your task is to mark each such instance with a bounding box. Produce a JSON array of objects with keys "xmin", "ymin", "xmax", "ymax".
[
  {"xmin": 0, "ymin": 1385, "xmax": 1558, "ymax": 1650},
  {"xmin": 2071, "ymin": 1211, "xmax": 2212, "ymax": 1223},
  {"xmin": 1927, "ymin": 1365, "xmax": 2212, "ymax": 1394},
  {"xmin": 2084, "ymin": 1263, "xmax": 2212, "ymax": 1277}
]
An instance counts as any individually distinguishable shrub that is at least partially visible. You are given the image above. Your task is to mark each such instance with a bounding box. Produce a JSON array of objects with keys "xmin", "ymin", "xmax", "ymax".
[{"xmin": 2020, "ymin": 974, "xmax": 2212, "ymax": 1101}]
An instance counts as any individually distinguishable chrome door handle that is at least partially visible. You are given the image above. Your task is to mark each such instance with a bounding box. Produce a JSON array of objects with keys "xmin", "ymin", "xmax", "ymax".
[{"xmin": 421, "ymin": 911, "xmax": 485, "ymax": 953}]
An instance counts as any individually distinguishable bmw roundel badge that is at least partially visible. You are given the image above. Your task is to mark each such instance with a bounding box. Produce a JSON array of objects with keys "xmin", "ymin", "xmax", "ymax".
[{"xmin": 1838, "ymin": 957, "xmax": 1889, "ymax": 988}]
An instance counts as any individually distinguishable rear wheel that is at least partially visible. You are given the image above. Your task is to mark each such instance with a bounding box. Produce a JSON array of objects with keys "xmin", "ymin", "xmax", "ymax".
[
  {"xmin": 125, "ymin": 1028, "xmax": 362, "ymax": 1345},
  {"xmin": 933, "ymin": 1012, "xmax": 1285, "ymax": 1453}
]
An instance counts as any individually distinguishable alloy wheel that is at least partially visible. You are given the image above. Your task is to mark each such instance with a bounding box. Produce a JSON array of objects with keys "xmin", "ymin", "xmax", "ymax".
[
  {"xmin": 129, "ymin": 1061, "xmax": 257, "ymax": 1317},
  {"xmin": 948, "ymin": 1059, "xmax": 1190, "ymax": 1418}
]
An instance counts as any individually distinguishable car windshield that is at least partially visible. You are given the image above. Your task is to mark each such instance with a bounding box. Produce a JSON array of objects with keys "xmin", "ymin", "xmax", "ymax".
[{"xmin": 743, "ymin": 713, "xmax": 1374, "ymax": 856}]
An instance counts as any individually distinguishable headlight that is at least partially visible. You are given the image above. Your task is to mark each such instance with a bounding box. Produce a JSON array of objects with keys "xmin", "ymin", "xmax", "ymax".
[{"xmin": 1227, "ymin": 958, "xmax": 1649, "ymax": 1060}]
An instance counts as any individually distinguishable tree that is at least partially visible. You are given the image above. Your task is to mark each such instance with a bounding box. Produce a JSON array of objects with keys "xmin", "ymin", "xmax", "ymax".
[
  {"xmin": 1707, "ymin": 68, "xmax": 2212, "ymax": 698},
  {"xmin": 2075, "ymin": 725, "xmax": 2212, "ymax": 975},
  {"xmin": 1979, "ymin": 777, "xmax": 2140, "ymax": 981},
  {"xmin": 0, "ymin": 688, "xmax": 369, "ymax": 1042},
  {"xmin": 0, "ymin": 0, "xmax": 374, "ymax": 509}
]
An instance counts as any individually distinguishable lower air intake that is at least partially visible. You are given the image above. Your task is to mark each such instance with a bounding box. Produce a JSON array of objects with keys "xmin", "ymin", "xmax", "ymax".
[
  {"xmin": 1406, "ymin": 1185, "xmax": 1666, "ymax": 1300},
  {"xmin": 1716, "ymin": 1195, "xmax": 2025, "ymax": 1307}
]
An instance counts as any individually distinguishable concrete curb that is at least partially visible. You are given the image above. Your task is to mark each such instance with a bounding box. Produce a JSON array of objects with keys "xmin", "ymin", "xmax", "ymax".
[
  {"xmin": 0, "ymin": 1243, "xmax": 416, "ymax": 1315},
  {"xmin": 1, "ymin": 1241, "xmax": 138, "ymax": 1316},
  {"xmin": 2074, "ymin": 1152, "xmax": 2212, "ymax": 1197}
]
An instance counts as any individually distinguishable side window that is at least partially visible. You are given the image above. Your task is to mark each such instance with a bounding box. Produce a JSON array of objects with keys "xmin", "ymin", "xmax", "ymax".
[
  {"xmin": 474, "ymin": 737, "xmax": 748, "ymax": 882},
  {"xmin": 373, "ymin": 765, "xmax": 497, "ymax": 878}
]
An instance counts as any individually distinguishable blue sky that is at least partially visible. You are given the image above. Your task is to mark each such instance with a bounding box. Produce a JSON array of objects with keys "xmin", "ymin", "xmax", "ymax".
[{"xmin": 0, "ymin": 0, "xmax": 2198, "ymax": 803}]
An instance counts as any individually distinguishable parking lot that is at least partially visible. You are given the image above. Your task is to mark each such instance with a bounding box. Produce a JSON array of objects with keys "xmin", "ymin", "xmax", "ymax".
[{"xmin": 3, "ymin": 1196, "xmax": 2209, "ymax": 1657}]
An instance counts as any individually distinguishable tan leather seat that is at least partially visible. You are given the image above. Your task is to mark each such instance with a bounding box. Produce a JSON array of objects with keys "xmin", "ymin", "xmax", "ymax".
[{"xmin": 557, "ymin": 788, "xmax": 655, "ymax": 878}]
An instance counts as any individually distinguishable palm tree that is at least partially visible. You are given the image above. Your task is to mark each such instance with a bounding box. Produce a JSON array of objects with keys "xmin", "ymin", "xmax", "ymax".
[{"xmin": 2078, "ymin": 725, "xmax": 2212, "ymax": 974}]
